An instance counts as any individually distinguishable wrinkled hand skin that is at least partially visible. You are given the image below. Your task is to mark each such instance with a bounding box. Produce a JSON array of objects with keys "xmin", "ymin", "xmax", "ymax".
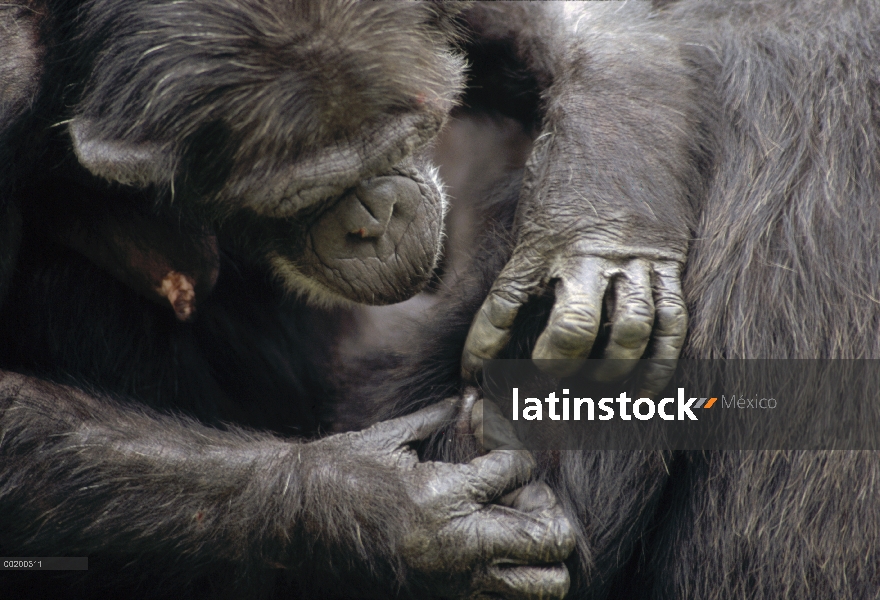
[
  {"xmin": 318, "ymin": 400, "xmax": 574, "ymax": 599},
  {"xmin": 462, "ymin": 122, "xmax": 689, "ymax": 398}
]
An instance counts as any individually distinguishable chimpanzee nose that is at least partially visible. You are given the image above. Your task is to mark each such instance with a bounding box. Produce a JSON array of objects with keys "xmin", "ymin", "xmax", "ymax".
[
  {"xmin": 345, "ymin": 177, "xmax": 399, "ymax": 239},
  {"xmin": 302, "ymin": 171, "xmax": 443, "ymax": 305},
  {"xmin": 309, "ymin": 173, "xmax": 425, "ymax": 266}
]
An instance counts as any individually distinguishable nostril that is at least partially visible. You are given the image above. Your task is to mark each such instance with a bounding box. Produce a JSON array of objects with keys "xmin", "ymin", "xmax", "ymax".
[
  {"xmin": 348, "ymin": 226, "xmax": 377, "ymax": 239},
  {"xmin": 335, "ymin": 176, "xmax": 420, "ymax": 242},
  {"xmin": 357, "ymin": 194, "xmax": 386, "ymax": 222},
  {"xmin": 333, "ymin": 188, "xmax": 388, "ymax": 240},
  {"xmin": 356, "ymin": 177, "xmax": 398, "ymax": 228},
  {"xmin": 348, "ymin": 218, "xmax": 386, "ymax": 239}
]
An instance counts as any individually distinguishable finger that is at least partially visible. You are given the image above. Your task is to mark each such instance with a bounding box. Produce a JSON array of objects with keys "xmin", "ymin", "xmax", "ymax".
[
  {"xmin": 367, "ymin": 398, "xmax": 457, "ymax": 446},
  {"xmin": 532, "ymin": 258, "xmax": 606, "ymax": 375},
  {"xmin": 464, "ymin": 502, "xmax": 575, "ymax": 564},
  {"xmin": 594, "ymin": 259, "xmax": 655, "ymax": 381},
  {"xmin": 472, "ymin": 564, "xmax": 571, "ymax": 600},
  {"xmin": 455, "ymin": 387, "xmax": 480, "ymax": 437},
  {"xmin": 471, "ymin": 398, "xmax": 526, "ymax": 452},
  {"xmin": 462, "ymin": 252, "xmax": 543, "ymax": 383},
  {"xmin": 497, "ymin": 482, "xmax": 559, "ymax": 513},
  {"xmin": 638, "ymin": 263, "xmax": 687, "ymax": 397},
  {"xmin": 466, "ymin": 449, "xmax": 536, "ymax": 503},
  {"xmin": 495, "ymin": 483, "xmax": 573, "ymax": 565}
]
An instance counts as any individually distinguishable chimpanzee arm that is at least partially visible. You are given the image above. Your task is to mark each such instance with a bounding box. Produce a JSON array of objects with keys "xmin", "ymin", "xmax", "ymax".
[
  {"xmin": 0, "ymin": 371, "xmax": 573, "ymax": 598},
  {"xmin": 461, "ymin": 3, "xmax": 703, "ymax": 394}
]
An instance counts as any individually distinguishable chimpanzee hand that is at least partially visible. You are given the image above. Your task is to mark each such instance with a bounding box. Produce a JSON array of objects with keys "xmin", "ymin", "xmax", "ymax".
[
  {"xmin": 310, "ymin": 400, "xmax": 574, "ymax": 599},
  {"xmin": 462, "ymin": 118, "xmax": 689, "ymax": 398},
  {"xmin": 456, "ymin": 3, "xmax": 697, "ymax": 397}
]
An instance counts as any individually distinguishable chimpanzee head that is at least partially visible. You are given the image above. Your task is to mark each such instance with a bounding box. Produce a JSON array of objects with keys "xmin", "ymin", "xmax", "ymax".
[{"xmin": 67, "ymin": 0, "xmax": 465, "ymax": 306}]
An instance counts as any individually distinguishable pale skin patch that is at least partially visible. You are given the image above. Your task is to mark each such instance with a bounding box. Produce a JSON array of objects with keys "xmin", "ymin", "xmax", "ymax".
[
  {"xmin": 157, "ymin": 271, "xmax": 197, "ymax": 321},
  {"xmin": 48, "ymin": 209, "xmax": 219, "ymax": 322}
]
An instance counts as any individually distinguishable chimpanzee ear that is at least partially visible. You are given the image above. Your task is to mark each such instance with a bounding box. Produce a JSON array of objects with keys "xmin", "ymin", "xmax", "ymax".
[{"xmin": 69, "ymin": 117, "xmax": 176, "ymax": 188}]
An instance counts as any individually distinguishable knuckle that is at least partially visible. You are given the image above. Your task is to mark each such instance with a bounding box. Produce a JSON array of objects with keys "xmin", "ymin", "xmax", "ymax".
[
  {"xmin": 465, "ymin": 332, "xmax": 509, "ymax": 366},
  {"xmin": 550, "ymin": 518, "xmax": 577, "ymax": 558},
  {"xmin": 615, "ymin": 289, "xmax": 653, "ymax": 314},
  {"xmin": 492, "ymin": 280, "xmax": 532, "ymax": 306},
  {"xmin": 497, "ymin": 448, "xmax": 537, "ymax": 474},
  {"xmin": 498, "ymin": 450, "xmax": 537, "ymax": 484},
  {"xmin": 655, "ymin": 302, "xmax": 688, "ymax": 331},
  {"xmin": 470, "ymin": 452, "xmax": 534, "ymax": 490},
  {"xmin": 547, "ymin": 311, "xmax": 599, "ymax": 350},
  {"xmin": 655, "ymin": 261, "xmax": 685, "ymax": 278},
  {"xmin": 462, "ymin": 350, "xmax": 484, "ymax": 373},
  {"xmin": 654, "ymin": 289, "xmax": 686, "ymax": 307},
  {"xmin": 518, "ymin": 449, "xmax": 538, "ymax": 473},
  {"xmin": 611, "ymin": 318, "xmax": 653, "ymax": 348},
  {"xmin": 484, "ymin": 295, "xmax": 520, "ymax": 328},
  {"xmin": 547, "ymin": 327, "xmax": 590, "ymax": 354}
]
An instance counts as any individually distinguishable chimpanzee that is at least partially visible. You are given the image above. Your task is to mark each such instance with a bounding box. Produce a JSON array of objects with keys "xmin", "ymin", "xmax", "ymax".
[{"xmin": 2, "ymin": 1, "xmax": 880, "ymax": 600}]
